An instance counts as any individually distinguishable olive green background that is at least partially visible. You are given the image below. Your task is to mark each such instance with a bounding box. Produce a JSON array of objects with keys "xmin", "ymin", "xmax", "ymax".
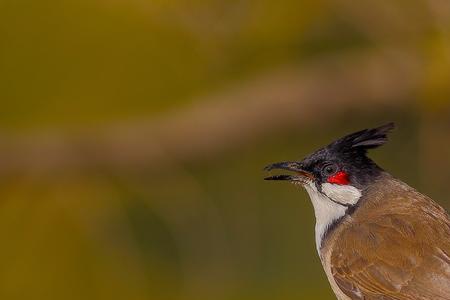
[{"xmin": 0, "ymin": 1, "xmax": 450, "ymax": 299}]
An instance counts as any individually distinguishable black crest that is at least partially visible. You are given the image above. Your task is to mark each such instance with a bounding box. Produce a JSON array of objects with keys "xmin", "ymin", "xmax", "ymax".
[{"xmin": 329, "ymin": 122, "xmax": 395, "ymax": 154}]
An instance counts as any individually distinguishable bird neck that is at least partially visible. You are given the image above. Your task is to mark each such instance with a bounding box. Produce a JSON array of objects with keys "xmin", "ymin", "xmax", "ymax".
[{"xmin": 304, "ymin": 182, "xmax": 349, "ymax": 253}]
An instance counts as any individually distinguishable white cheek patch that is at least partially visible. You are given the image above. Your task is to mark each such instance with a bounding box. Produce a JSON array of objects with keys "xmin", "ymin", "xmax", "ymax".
[
  {"xmin": 321, "ymin": 183, "xmax": 362, "ymax": 206},
  {"xmin": 303, "ymin": 182, "xmax": 363, "ymax": 252},
  {"xmin": 304, "ymin": 182, "xmax": 348, "ymax": 253}
]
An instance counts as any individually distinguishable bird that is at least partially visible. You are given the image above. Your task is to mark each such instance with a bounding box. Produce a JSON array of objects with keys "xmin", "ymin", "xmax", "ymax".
[{"xmin": 264, "ymin": 123, "xmax": 450, "ymax": 300}]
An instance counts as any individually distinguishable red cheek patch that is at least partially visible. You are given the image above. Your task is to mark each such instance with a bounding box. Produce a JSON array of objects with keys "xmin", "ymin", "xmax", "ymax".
[{"xmin": 327, "ymin": 171, "xmax": 350, "ymax": 185}]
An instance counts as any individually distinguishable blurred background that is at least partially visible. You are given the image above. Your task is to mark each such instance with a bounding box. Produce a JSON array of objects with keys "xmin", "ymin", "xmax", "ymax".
[{"xmin": 1, "ymin": 0, "xmax": 450, "ymax": 299}]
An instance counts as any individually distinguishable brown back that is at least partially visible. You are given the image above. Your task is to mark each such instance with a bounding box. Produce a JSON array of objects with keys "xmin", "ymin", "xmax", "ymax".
[{"xmin": 326, "ymin": 174, "xmax": 450, "ymax": 299}]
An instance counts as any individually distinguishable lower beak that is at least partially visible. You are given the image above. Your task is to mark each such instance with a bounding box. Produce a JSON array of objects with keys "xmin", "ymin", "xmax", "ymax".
[{"xmin": 263, "ymin": 161, "xmax": 314, "ymax": 182}]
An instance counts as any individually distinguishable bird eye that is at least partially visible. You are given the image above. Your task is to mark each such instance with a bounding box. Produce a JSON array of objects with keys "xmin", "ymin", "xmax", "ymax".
[{"xmin": 322, "ymin": 163, "xmax": 338, "ymax": 176}]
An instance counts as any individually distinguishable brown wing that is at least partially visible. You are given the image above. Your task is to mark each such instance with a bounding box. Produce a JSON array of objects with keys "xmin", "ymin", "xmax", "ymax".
[{"xmin": 331, "ymin": 200, "xmax": 450, "ymax": 300}]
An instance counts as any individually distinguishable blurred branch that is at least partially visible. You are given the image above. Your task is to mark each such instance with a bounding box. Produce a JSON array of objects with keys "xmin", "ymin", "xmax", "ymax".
[{"xmin": 0, "ymin": 50, "xmax": 421, "ymax": 176}]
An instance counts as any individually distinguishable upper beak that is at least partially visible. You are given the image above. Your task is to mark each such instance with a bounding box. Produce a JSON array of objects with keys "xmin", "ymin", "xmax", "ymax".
[{"xmin": 263, "ymin": 161, "xmax": 314, "ymax": 182}]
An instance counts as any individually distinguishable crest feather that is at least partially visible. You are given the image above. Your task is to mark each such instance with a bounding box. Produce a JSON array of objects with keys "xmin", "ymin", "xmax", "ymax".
[{"xmin": 331, "ymin": 122, "xmax": 395, "ymax": 153}]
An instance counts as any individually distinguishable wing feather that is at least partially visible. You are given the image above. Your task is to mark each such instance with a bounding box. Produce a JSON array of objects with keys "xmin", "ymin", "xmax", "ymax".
[{"xmin": 331, "ymin": 210, "xmax": 450, "ymax": 300}]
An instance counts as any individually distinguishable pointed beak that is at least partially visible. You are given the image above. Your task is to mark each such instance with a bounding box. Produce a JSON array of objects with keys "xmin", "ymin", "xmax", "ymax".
[{"xmin": 263, "ymin": 161, "xmax": 314, "ymax": 182}]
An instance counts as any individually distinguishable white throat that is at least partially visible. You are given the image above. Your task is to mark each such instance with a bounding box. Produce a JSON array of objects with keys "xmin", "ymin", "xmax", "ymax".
[{"xmin": 303, "ymin": 182, "xmax": 361, "ymax": 253}]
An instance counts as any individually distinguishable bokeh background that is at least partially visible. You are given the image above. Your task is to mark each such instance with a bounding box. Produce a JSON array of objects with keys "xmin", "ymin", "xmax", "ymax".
[{"xmin": 1, "ymin": 1, "xmax": 450, "ymax": 299}]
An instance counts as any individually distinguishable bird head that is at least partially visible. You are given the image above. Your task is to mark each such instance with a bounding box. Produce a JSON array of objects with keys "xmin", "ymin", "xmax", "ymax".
[{"xmin": 264, "ymin": 122, "xmax": 395, "ymax": 207}]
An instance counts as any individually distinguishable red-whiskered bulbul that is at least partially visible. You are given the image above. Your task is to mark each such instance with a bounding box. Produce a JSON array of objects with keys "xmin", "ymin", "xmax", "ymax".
[{"xmin": 264, "ymin": 123, "xmax": 450, "ymax": 300}]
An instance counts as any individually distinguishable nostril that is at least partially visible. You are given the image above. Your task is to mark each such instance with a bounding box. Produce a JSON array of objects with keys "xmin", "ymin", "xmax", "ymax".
[{"xmin": 289, "ymin": 162, "xmax": 302, "ymax": 169}]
